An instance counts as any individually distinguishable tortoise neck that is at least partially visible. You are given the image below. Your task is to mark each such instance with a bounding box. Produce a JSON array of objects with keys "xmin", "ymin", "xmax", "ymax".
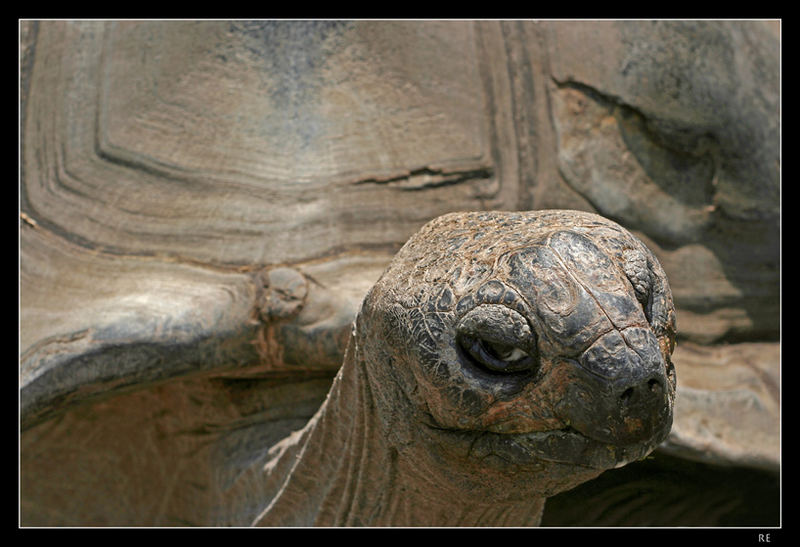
[{"xmin": 252, "ymin": 332, "xmax": 545, "ymax": 527}]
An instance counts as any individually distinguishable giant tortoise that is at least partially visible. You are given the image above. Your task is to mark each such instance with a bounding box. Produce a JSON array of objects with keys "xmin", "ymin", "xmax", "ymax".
[{"xmin": 20, "ymin": 20, "xmax": 780, "ymax": 527}]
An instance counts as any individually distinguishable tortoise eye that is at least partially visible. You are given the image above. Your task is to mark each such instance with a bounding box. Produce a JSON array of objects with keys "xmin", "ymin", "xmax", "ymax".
[
  {"xmin": 622, "ymin": 248, "xmax": 653, "ymax": 318},
  {"xmin": 457, "ymin": 333, "xmax": 538, "ymax": 374},
  {"xmin": 485, "ymin": 341, "xmax": 528, "ymax": 362},
  {"xmin": 455, "ymin": 303, "xmax": 539, "ymax": 375}
]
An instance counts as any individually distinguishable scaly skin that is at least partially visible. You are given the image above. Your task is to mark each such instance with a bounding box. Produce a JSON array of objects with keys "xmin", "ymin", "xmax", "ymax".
[{"xmin": 251, "ymin": 210, "xmax": 677, "ymax": 527}]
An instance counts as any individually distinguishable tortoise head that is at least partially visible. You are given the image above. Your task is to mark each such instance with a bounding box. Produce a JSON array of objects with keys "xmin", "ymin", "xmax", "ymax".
[{"xmin": 358, "ymin": 210, "xmax": 676, "ymax": 500}]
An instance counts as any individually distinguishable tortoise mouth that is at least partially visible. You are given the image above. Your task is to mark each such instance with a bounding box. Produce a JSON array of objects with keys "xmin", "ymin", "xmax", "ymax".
[{"xmin": 463, "ymin": 425, "xmax": 668, "ymax": 470}]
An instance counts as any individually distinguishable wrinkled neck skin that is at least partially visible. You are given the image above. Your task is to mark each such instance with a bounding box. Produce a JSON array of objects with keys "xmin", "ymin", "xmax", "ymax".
[{"xmin": 251, "ymin": 327, "xmax": 545, "ymax": 527}]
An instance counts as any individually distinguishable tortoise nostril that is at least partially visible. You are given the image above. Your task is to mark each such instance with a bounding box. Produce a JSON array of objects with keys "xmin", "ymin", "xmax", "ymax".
[
  {"xmin": 619, "ymin": 378, "xmax": 662, "ymax": 404},
  {"xmin": 620, "ymin": 387, "xmax": 634, "ymax": 402}
]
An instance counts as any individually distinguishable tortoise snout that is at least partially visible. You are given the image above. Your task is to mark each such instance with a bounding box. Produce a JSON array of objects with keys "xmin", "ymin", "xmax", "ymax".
[
  {"xmin": 610, "ymin": 373, "xmax": 671, "ymax": 443},
  {"xmin": 557, "ymin": 328, "xmax": 674, "ymax": 446}
]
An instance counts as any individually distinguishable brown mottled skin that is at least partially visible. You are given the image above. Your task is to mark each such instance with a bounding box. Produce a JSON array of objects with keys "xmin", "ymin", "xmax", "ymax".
[{"xmin": 250, "ymin": 210, "xmax": 677, "ymax": 526}]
